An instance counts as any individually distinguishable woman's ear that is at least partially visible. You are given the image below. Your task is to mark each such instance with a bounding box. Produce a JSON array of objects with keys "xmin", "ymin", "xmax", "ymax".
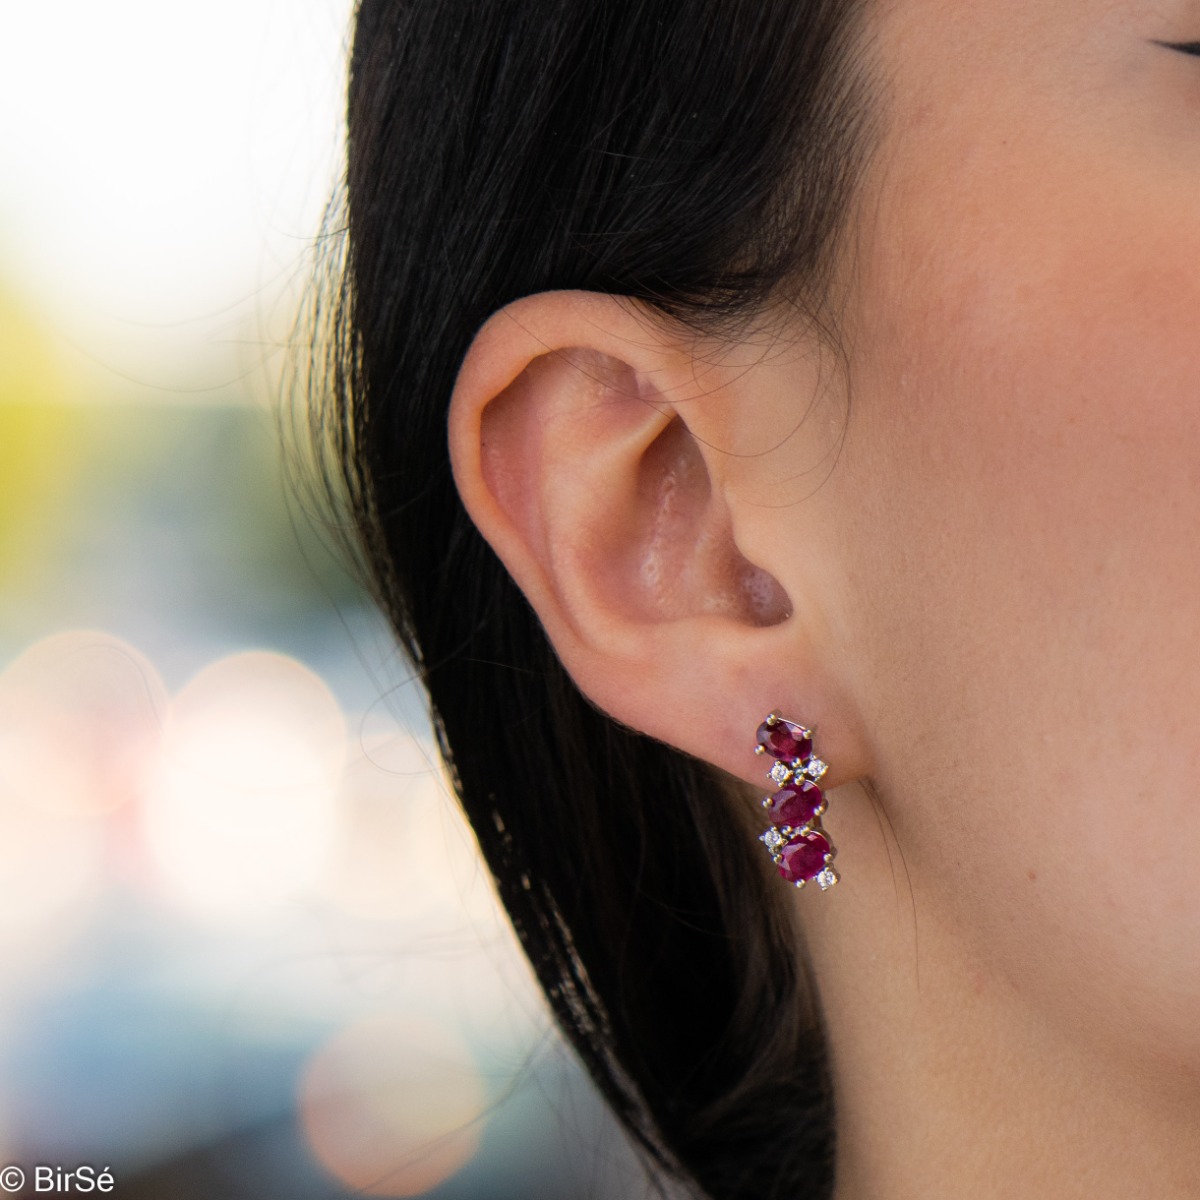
[{"xmin": 448, "ymin": 290, "xmax": 871, "ymax": 789}]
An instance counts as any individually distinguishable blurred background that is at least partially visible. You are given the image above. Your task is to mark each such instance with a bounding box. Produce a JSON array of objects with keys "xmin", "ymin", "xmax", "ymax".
[{"xmin": 0, "ymin": 3, "xmax": 653, "ymax": 1196}]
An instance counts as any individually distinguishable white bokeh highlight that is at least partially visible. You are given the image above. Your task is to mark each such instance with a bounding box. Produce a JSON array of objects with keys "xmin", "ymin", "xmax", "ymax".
[
  {"xmin": 143, "ymin": 650, "xmax": 346, "ymax": 916},
  {"xmin": 0, "ymin": 0, "xmax": 353, "ymax": 378}
]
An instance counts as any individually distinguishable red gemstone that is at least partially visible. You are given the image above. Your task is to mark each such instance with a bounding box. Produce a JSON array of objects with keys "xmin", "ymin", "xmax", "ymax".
[
  {"xmin": 778, "ymin": 831, "xmax": 830, "ymax": 884},
  {"xmin": 755, "ymin": 718, "xmax": 812, "ymax": 762},
  {"xmin": 767, "ymin": 781, "xmax": 823, "ymax": 828}
]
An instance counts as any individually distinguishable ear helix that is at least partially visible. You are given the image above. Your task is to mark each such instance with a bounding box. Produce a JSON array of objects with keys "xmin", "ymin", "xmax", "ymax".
[{"xmin": 755, "ymin": 712, "xmax": 839, "ymax": 890}]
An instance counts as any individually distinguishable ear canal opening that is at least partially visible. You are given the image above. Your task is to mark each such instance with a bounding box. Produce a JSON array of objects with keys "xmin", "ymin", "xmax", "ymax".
[
  {"xmin": 739, "ymin": 555, "xmax": 793, "ymax": 627},
  {"xmin": 636, "ymin": 416, "xmax": 792, "ymax": 627}
]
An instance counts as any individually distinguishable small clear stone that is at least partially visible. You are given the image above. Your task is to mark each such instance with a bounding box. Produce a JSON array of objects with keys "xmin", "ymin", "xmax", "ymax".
[
  {"xmin": 805, "ymin": 758, "xmax": 828, "ymax": 781},
  {"xmin": 760, "ymin": 828, "xmax": 785, "ymax": 855},
  {"xmin": 769, "ymin": 760, "xmax": 793, "ymax": 786},
  {"xmin": 815, "ymin": 867, "xmax": 840, "ymax": 891}
]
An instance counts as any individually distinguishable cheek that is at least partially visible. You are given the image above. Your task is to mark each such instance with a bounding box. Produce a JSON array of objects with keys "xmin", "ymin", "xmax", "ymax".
[{"xmin": 827, "ymin": 190, "xmax": 1200, "ymax": 1065}]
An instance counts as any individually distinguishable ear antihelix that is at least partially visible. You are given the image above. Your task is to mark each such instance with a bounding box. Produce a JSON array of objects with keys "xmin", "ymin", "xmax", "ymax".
[{"xmin": 633, "ymin": 415, "xmax": 791, "ymax": 626}]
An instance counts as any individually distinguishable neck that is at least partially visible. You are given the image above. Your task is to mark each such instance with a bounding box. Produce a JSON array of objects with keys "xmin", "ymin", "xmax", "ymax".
[{"xmin": 800, "ymin": 861, "xmax": 1200, "ymax": 1199}]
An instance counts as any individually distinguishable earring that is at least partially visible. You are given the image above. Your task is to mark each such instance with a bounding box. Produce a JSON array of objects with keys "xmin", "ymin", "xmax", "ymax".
[{"xmin": 755, "ymin": 712, "xmax": 839, "ymax": 890}]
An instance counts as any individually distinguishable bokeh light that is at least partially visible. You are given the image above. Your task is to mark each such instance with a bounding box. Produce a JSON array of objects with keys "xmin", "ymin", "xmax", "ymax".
[
  {"xmin": 142, "ymin": 650, "xmax": 345, "ymax": 916},
  {"xmin": 0, "ymin": 630, "xmax": 162, "ymax": 962},
  {"xmin": 0, "ymin": 630, "xmax": 166, "ymax": 818},
  {"xmin": 299, "ymin": 1012, "xmax": 487, "ymax": 1197},
  {"xmin": 0, "ymin": 0, "xmax": 352, "ymax": 370},
  {"xmin": 0, "ymin": 784, "xmax": 102, "ymax": 956},
  {"xmin": 321, "ymin": 718, "xmax": 467, "ymax": 924}
]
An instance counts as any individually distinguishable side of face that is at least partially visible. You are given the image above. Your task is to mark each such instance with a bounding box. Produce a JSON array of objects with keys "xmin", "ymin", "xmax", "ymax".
[{"xmin": 800, "ymin": 0, "xmax": 1200, "ymax": 1072}]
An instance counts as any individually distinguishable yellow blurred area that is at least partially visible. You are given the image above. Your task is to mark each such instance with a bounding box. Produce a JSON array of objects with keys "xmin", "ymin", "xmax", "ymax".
[{"xmin": 0, "ymin": 290, "xmax": 84, "ymax": 586}]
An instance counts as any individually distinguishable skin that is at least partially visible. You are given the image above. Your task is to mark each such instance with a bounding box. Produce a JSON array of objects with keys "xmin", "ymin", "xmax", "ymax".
[
  {"xmin": 810, "ymin": 3, "xmax": 1200, "ymax": 1194},
  {"xmin": 448, "ymin": 0, "xmax": 1200, "ymax": 1195}
]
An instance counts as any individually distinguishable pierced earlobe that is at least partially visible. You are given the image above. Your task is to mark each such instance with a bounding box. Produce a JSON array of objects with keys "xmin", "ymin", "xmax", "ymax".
[{"xmin": 755, "ymin": 712, "xmax": 839, "ymax": 890}]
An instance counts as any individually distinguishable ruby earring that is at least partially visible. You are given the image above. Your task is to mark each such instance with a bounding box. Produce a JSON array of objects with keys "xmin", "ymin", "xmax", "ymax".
[{"xmin": 755, "ymin": 712, "xmax": 839, "ymax": 890}]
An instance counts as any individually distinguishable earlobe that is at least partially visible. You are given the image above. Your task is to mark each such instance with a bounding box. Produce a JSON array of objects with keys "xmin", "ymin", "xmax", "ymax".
[{"xmin": 447, "ymin": 290, "xmax": 871, "ymax": 792}]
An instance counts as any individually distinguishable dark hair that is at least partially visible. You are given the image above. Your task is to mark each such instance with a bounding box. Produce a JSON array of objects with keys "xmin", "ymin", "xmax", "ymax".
[{"xmin": 312, "ymin": 1, "xmax": 876, "ymax": 1195}]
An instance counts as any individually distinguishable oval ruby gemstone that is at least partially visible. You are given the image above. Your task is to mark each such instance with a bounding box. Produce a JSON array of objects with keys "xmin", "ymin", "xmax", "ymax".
[
  {"xmin": 767, "ymin": 781, "xmax": 823, "ymax": 828},
  {"xmin": 778, "ymin": 831, "xmax": 830, "ymax": 884},
  {"xmin": 755, "ymin": 718, "xmax": 812, "ymax": 763}
]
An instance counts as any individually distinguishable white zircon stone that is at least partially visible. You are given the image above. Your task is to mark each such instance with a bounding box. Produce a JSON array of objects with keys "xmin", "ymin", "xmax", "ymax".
[
  {"xmin": 760, "ymin": 828, "xmax": 785, "ymax": 855},
  {"xmin": 806, "ymin": 758, "xmax": 828, "ymax": 781},
  {"xmin": 815, "ymin": 867, "xmax": 840, "ymax": 891},
  {"xmin": 769, "ymin": 761, "xmax": 793, "ymax": 786}
]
